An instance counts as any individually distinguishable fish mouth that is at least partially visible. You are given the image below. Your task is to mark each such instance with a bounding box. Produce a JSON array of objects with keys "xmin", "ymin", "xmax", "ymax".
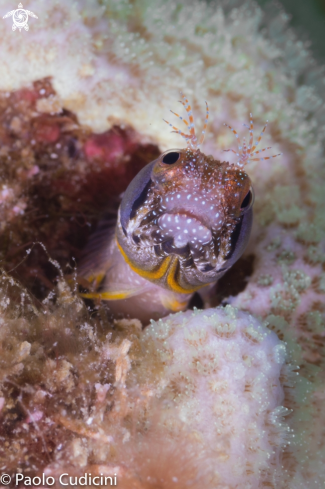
[
  {"xmin": 155, "ymin": 212, "xmax": 220, "ymax": 275},
  {"xmin": 157, "ymin": 212, "xmax": 213, "ymax": 249},
  {"xmin": 131, "ymin": 210, "xmax": 220, "ymax": 274}
]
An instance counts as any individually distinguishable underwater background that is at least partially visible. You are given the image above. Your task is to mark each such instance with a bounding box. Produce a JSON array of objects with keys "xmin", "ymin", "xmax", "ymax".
[
  {"xmin": 0, "ymin": 0, "xmax": 324, "ymax": 487},
  {"xmin": 257, "ymin": 0, "xmax": 325, "ymax": 60}
]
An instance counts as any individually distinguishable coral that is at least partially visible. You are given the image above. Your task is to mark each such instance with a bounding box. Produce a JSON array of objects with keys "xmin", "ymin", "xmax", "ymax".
[
  {"xmin": 0, "ymin": 284, "xmax": 292, "ymax": 488},
  {"xmin": 0, "ymin": 0, "xmax": 324, "ymax": 487},
  {"xmin": 131, "ymin": 306, "xmax": 293, "ymax": 488}
]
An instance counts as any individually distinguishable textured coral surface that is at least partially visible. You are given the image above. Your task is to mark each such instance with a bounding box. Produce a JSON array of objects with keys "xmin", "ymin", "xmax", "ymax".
[{"xmin": 0, "ymin": 0, "xmax": 324, "ymax": 487}]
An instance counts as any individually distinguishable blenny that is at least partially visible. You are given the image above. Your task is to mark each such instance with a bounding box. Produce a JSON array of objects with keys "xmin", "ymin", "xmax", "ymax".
[{"xmin": 79, "ymin": 93, "xmax": 281, "ymax": 322}]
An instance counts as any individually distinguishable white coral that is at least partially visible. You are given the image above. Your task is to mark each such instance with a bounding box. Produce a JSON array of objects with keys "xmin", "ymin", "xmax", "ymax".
[{"xmin": 134, "ymin": 306, "xmax": 291, "ymax": 487}]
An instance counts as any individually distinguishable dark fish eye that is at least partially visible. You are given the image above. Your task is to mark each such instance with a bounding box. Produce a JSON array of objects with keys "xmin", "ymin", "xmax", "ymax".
[
  {"xmin": 241, "ymin": 190, "xmax": 252, "ymax": 210},
  {"xmin": 162, "ymin": 151, "xmax": 180, "ymax": 165}
]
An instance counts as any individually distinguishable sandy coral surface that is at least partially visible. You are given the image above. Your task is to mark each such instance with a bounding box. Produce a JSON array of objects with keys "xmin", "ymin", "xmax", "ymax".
[{"xmin": 0, "ymin": 0, "xmax": 324, "ymax": 487}]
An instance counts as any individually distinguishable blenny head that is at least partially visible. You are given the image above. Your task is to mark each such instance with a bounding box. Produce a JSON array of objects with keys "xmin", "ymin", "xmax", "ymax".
[{"xmin": 116, "ymin": 93, "xmax": 281, "ymax": 294}]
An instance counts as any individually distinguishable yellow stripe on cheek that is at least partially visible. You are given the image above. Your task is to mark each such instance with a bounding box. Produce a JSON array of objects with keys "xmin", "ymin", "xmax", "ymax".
[
  {"xmin": 117, "ymin": 239, "xmax": 172, "ymax": 280},
  {"xmin": 166, "ymin": 257, "xmax": 198, "ymax": 294},
  {"xmin": 117, "ymin": 239, "xmax": 203, "ymax": 294}
]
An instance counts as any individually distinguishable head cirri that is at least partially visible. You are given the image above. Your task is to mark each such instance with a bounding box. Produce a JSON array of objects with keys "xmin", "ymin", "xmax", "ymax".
[{"xmin": 117, "ymin": 92, "xmax": 281, "ymax": 294}]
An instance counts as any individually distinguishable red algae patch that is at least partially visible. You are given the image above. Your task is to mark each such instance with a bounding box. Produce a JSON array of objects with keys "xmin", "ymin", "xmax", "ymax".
[{"xmin": 0, "ymin": 78, "xmax": 159, "ymax": 299}]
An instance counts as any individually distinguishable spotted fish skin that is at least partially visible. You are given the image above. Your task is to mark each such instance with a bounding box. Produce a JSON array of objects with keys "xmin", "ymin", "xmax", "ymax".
[
  {"xmin": 79, "ymin": 95, "xmax": 281, "ymax": 322},
  {"xmin": 117, "ymin": 147, "xmax": 253, "ymax": 296}
]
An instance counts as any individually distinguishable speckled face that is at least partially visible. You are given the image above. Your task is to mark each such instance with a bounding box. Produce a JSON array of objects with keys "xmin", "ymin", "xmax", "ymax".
[{"xmin": 116, "ymin": 147, "xmax": 253, "ymax": 294}]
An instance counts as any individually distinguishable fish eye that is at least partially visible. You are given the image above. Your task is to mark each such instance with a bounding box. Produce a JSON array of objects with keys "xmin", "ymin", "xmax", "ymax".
[
  {"xmin": 162, "ymin": 151, "xmax": 180, "ymax": 165},
  {"xmin": 240, "ymin": 188, "xmax": 254, "ymax": 211}
]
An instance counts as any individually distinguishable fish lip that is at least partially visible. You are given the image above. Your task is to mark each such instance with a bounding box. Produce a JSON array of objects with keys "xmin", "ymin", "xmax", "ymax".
[
  {"xmin": 134, "ymin": 209, "xmax": 215, "ymax": 250},
  {"xmin": 157, "ymin": 211, "xmax": 213, "ymax": 250},
  {"xmin": 159, "ymin": 210, "xmax": 211, "ymax": 230}
]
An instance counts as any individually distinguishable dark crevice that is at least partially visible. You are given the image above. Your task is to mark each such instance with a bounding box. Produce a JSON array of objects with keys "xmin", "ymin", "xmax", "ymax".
[
  {"xmin": 212, "ymin": 254, "xmax": 255, "ymax": 306},
  {"xmin": 188, "ymin": 292, "xmax": 204, "ymax": 310}
]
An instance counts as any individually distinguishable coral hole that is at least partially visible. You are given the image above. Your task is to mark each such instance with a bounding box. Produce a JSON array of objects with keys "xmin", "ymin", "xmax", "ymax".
[
  {"xmin": 215, "ymin": 254, "xmax": 255, "ymax": 305},
  {"xmin": 0, "ymin": 78, "xmax": 160, "ymax": 299}
]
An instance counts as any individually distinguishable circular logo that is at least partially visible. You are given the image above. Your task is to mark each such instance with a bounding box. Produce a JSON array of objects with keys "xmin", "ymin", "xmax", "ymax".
[
  {"xmin": 0, "ymin": 474, "xmax": 11, "ymax": 485},
  {"xmin": 13, "ymin": 9, "xmax": 28, "ymax": 27}
]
